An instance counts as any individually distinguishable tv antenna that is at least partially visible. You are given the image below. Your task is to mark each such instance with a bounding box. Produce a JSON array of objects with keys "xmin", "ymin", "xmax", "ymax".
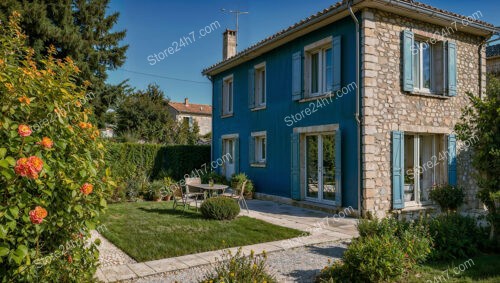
[{"xmin": 221, "ymin": 8, "xmax": 249, "ymax": 50}]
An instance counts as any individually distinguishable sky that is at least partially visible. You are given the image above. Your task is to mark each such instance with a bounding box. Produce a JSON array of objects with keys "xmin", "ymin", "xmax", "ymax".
[{"xmin": 106, "ymin": 0, "xmax": 500, "ymax": 105}]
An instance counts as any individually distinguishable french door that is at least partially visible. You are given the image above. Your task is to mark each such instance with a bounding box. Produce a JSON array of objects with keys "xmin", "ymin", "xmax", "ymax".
[{"xmin": 305, "ymin": 133, "xmax": 336, "ymax": 204}]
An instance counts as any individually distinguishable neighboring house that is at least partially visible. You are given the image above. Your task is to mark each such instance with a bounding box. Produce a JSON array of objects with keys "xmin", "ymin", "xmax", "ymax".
[
  {"xmin": 202, "ymin": 0, "xmax": 495, "ymax": 218},
  {"xmin": 487, "ymin": 44, "xmax": 500, "ymax": 76},
  {"xmin": 167, "ymin": 98, "xmax": 212, "ymax": 136}
]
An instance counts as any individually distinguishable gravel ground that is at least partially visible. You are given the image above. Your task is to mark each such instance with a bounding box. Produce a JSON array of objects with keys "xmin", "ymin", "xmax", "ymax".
[
  {"xmin": 124, "ymin": 240, "xmax": 349, "ymax": 283},
  {"xmin": 91, "ymin": 231, "xmax": 137, "ymax": 267}
]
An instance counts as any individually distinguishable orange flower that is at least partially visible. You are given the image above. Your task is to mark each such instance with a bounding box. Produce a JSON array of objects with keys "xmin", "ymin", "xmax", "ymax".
[
  {"xmin": 29, "ymin": 206, "xmax": 48, "ymax": 224},
  {"xmin": 75, "ymin": 101, "xmax": 82, "ymax": 107},
  {"xmin": 15, "ymin": 156, "xmax": 43, "ymax": 179},
  {"xmin": 37, "ymin": 137, "xmax": 54, "ymax": 149},
  {"xmin": 4, "ymin": 83, "xmax": 14, "ymax": 92},
  {"xmin": 80, "ymin": 183, "xmax": 93, "ymax": 195},
  {"xmin": 18, "ymin": 124, "xmax": 32, "ymax": 137},
  {"xmin": 78, "ymin": 122, "xmax": 92, "ymax": 129},
  {"xmin": 28, "ymin": 156, "xmax": 43, "ymax": 172},
  {"xmin": 67, "ymin": 255, "xmax": 73, "ymax": 263}
]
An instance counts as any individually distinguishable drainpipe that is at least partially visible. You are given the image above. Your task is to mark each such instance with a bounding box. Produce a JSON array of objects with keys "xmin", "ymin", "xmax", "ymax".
[{"xmin": 348, "ymin": 0, "xmax": 362, "ymax": 217}]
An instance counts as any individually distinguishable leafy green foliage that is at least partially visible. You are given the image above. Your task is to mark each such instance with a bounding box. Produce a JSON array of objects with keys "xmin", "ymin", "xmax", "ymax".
[
  {"xmin": 105, "ymin": 142, "xmax": 210, "ymax": 200},
  {"xmin": 0, "ymin": 15, "xmax": 112, "ymax": 281},
  {"xmin": 455, "ymin": 76, "xmax": 500, "ymax": 242},
  {"xmin": 202, "ymin": 248, "xmax": 277, "ymax": 283},
  {"xmin": 319, "ymin": 218, "xmax": 432, "ymax": 282},
  {"xmin": 427, "ymin": 214, "xmax": 485, "ymax": 260},
  {"xmin": 230, "ymin": 173, "xmax": 254, "ymax": 197},
  {"xmin": 429, "ymin": 185, "xmax": 465, "ymax": 213},
  {"xmin": 201, "ymin": 197, "xmax": 240, "ymax": 220},
  {"xmin": 201, "ymin": 171, "xmax": 229, "ymax": 185}
]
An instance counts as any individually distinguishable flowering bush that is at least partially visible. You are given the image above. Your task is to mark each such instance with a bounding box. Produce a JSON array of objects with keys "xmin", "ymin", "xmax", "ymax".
[{"xmin": 0, "ymin": 13, "xmax": 112, "ymax": 281}]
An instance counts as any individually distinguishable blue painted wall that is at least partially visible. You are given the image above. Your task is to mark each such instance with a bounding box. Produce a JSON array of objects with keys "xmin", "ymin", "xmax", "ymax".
[{"xmin": 210, "ymin": 16, "xmax": 359, "ymax": 209}]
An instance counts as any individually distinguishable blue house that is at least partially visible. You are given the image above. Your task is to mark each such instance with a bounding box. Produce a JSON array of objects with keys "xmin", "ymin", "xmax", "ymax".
[{"xmin": 202, "ymin": 0, "xmax": 495, "ymax": 217}]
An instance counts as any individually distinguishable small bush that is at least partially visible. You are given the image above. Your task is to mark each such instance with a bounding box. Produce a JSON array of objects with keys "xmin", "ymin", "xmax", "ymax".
[
  {"xmin": 230, "ymin": 173, "xmax": 255, "ymax": 198},
  {"xmin": 429, "ymin": 184, "xmax": 465, "ymax": 212},
  {"xmin": 201, "ymin": 248, "xmax": 276, "ymax": 283},
  {"xmin": 200, "ymin": 197, "xmax": 240, "ymax": 220},
  {"xmin": 342, "ymin": 235, "xmax": 406, "ymax": 282},
  {"xmin": 143, "ymin": 180, "xmax": 164, "ymax": 201},
  {"xmin": 427, "ymin": 214, "xmax": 484, "ymax": 260},
  {"xmin": 316, "ymin": 260, "xmax": 348, "ymax": 283}
]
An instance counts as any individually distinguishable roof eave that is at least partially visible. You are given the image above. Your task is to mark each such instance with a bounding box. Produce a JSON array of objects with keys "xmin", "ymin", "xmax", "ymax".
[{"xmin": 203, "ymin": 0, "xmax": 496, "ymax": 77}]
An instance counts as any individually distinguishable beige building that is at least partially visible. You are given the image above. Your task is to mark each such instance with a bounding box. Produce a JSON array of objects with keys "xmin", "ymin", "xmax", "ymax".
[
  {"xmin": 168, "ymin": 98, "xmax": 212, "ymax": 136},
  {"xmin": 487, "ymin": 44, "xmax": 500, "ymax": 76}
]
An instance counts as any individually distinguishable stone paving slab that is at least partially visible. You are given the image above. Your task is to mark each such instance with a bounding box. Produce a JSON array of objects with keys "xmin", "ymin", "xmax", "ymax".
[{"xmin": 97, "ymin": 199, "xmax": 358, "ymax": 282}]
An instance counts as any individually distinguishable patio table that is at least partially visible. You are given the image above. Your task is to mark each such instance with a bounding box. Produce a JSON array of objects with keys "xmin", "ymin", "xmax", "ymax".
[{"xmin": 188, "ymin": 183, "xmax": 228, "ymax": 198}]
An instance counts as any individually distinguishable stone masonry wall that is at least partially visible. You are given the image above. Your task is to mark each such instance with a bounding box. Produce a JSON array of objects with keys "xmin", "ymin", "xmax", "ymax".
[{"xmin": 361, "ymin": 8, "xmax": 487, "ymax": 218}]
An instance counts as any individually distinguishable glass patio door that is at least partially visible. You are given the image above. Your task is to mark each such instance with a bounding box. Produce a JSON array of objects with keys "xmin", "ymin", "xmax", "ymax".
[{"xmin": 305, "ymin": 133, "xmax": 336, "ymax": 204}]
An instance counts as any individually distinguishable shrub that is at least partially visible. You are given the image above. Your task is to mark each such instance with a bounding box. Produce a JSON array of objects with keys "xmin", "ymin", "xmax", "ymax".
[
  {"xmin": 201, "ymin": 248, "xmax": 276, "ymax": 283},
  {"xmin": 0, "ymin": 14, "xmax": 112, "ymax": 281},
  {"xmin": 316, "ymin": 260, "xmax": 348, "ymax": 283},
  {"xmin": 342, "ymin": 234, "xmax": 406, "ymax": 282},
  {"xmin": 143, "ymin": 180, "xmax": 164, "ymax": 201},
  {"xmin": 230, "ymin": 173, "xmax": 255, "ymax": 198},
  {"xmin": 427, "ymin": 214, "xmax": 484, "ymax": 260},
  {"xmin": 429, "ymin": 184, "xmax": 465, "ymax": 212},
  {"xmin": 200, "ymin": 197, "xmax": 240, "ymax": 220}
]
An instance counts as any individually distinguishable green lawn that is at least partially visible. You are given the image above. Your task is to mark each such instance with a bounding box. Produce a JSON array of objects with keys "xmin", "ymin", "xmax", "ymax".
[
  {"xmin": 406, "ymin": 254, "xmax": 500, "ymax": 283},
  {"xmin": 98, "ymin": 201, "xmax": 304, "ymax": 262}
]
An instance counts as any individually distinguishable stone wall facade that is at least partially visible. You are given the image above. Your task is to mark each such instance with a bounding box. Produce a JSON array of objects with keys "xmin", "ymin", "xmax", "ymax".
[
  {"xmin": 361, "ymin": 8, "xmax": 486, "ymax": 218},
  {"xmin": 176, "ymin": 114, "xmax": 212, "ymax": 136}
]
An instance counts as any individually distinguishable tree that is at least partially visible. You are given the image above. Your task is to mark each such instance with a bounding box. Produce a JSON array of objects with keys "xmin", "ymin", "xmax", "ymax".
[
  {"xmin": 0, "ymin": 0, "xmax": 128, "ymax": 127},
  {"xmin": 115, "ymin": 84, "xmax": 176, "ymax": 143},
  {"xmin": 455, "ymin": 75, "xmax": 500, "ymax": 241}
]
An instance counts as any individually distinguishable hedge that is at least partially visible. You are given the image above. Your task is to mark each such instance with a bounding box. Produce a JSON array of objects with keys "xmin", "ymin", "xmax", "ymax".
[{"xmin": 105, "ymin": 142, "xmax": 211, "ymax": 181}]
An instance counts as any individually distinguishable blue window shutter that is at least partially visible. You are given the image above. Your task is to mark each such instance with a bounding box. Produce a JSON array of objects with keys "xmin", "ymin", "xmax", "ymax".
[
  {"xmin": 292, "ymin": 51, "xmax": 302, "ymax": 101},
  {"xmin": 335, "ymin": 129, "xmax": 342, "ymax": 206},
  {"xmin": 216, "ymin": 79, "xmax": 223, "ymax": 116},
  {"xmin": 332, "ymin": 36, "xmax": 341, "ymax": 92},
  {"xmin": 249, "ymin": 135, "xmax": 255, "ymax": 164},
  {"xmin": 447, "ymin": 41, "xmax": 457, "ymax": 97},
  {"xmin": 234, "ymin": 137, "xmax": 240, "ymax": 174},
  {"xmin": 291, "ymin": 133, "xmax": 301, "ymax": 200},
  {"xmin": 219, "ymin": 137, "xmax": 224, "ymax": 175},
  {"xmin": 447, "ymin": 134, "xmax": 457, "ymax": 186},
  {"xmin": 248, "ymin": 69, "xmax": 255, "ymax": 108},
  {"xmin": 392, "ymin": 131, "xmax": 405, "ymax": 209},
  {"xmin": 402, "ymin": 30, "xmax": 414, "ymax": 92}
]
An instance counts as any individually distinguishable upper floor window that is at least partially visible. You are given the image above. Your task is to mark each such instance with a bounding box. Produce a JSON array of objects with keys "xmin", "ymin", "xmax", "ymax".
[
  {"xmin": 403, "ymin": 30, "xmax": 457, "ymax": 96},
  {"xmin": 254, "ymin": 63, "xmax": 266, "ymax": 107},
  {"xmin": 305, "ymin": 37, "xmax": 333, "ymax": 98},
  {"xmin": 223, "ymin": 75, "xmax": 233, "ymax": 115}
]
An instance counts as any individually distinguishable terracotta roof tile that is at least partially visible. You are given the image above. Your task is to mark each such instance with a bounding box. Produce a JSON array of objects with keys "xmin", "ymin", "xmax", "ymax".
[{"xmin": 169, "ymin": 102, "xmax": 212, "ymax": 115}]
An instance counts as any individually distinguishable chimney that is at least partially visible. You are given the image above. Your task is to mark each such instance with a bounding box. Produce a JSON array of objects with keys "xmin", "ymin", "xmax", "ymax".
[
  {"xmin": 223, "ymin": 29, "xmax": 237, "ymax": 60},
  {"xmin": 184, "ymin": 98, "xmax": 189, "ymax": 106}
]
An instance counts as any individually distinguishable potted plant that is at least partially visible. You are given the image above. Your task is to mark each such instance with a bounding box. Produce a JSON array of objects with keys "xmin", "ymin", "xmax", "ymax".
[
  {"xmin": 147, "ymin": 180, "xmax": 164, "ymax": 202},
  {"xmin": 161, "ymin": 177, "xmax": 175, "ymax": 201},
  {"xmin": 230, "ymin": 173, "xmax": 255, "ymax": 199},
  {"xmin": 404, "ymin": 174, "xmax": 414, "ymax": 202}
]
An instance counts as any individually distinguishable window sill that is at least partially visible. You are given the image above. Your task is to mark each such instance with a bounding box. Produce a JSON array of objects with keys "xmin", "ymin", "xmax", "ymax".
[
  {"xmin": 251, "ymin": 105, "xmax": 266, "ymax": 111},
  {"xmin": 407, "ymin": 91, "xmax": 449, "ymax": 99},
  {"xmin": 250, "ymin": 163, "xmax": 266, "ymax": 168},
  {"xmin": 221, "ymin": 113, "xmax": 233, "ymax": 118},
  {"xmin": 400, "ymin": 204, "xmax": 438, "ymax": 212},
  {"xmin": 299, "ymin": 92, "xmax": 333, "ymax": 103}
]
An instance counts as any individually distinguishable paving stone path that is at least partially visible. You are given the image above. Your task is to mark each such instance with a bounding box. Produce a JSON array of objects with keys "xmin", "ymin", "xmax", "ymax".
[{"xmin": 96, "ymin": 200, "xmax": 358, "ymax": 283}]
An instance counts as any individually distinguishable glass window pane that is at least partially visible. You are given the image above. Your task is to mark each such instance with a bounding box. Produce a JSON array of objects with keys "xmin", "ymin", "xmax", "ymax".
[
  {"xmin": 260, "ymin": 70, "xmax": 266, "ymax": 104},
  {"xmin": 413, "ymin": 42, "xmax": 420, "ymax": 88},
  {"xmin": 261, "ymin": 137, "xmax": 266, "ymax": 160},
  {"xmin": 325, "ymin": 48, "xmax": 333, "ymax": 92},
  {"xmin": 419, "ymin": 135, "xmax": 435, "ymax": 202},
  {"xmin": 306, "ymin": 136, "xmax": 319, "ymax": 199},
  {"xmin": 422, "ymin": 45, "xmax": 431, "ymax": 89},
  {"xmin": 404, "ymin": 135, "xmax": 415, "ymax": 202},
  {"xmin": 322, "ymin": 134, "xmax": 335, "ymax": 202},
  {"xmin": 311, "ymin": 53, "xmax": 319, "ymax": 94},
  {"xmin": 228, "ymin": 81, "xmax": 233, "ymax": 112}
]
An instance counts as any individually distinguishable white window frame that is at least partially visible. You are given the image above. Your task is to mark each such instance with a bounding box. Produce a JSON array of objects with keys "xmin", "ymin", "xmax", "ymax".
[
  {"xmin": 251, "ymin": 131, "xmax": 267, "ymax": 165},
  {"xmin": 404, "ymin": 134, "xmax": 446, "ymax": 207},
  {"xmin": 254, "ymin": 62, "xmax": 266, "ymax": 108},
  {"xmin": 304, "ymin": 37, "xmax": 333, "ymax": 98},
  {"xmin": 222, "ymin": 75, "xmax": 233, "ymax": 116}
]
